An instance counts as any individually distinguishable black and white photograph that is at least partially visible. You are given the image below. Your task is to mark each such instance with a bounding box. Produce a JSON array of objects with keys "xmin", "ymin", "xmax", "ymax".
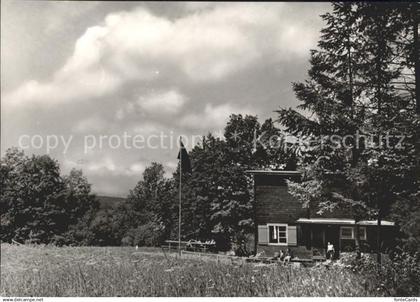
[{"xmin": 1, "ymin": 1, "xmax": 419, "ymax": 299}]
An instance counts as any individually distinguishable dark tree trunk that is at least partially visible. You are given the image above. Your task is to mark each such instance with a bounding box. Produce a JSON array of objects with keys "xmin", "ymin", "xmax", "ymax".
[
  {"xmin": 414, "ymin": 7, "xmax": 419, "ymax": 115},
  {"xmin": 377, "ymin": 206, "xmax": 382, "ymax": 264},
  {"xmin": 414, "ymin": 9, "xmax": 420, "ymax": 186},
  {"xmin": 355, "ymin": 221, "xmax": 361, "ymax": 259},
  {"xmin": 253, "ymin": 178, "xmax": 258, "ymax": 255}
]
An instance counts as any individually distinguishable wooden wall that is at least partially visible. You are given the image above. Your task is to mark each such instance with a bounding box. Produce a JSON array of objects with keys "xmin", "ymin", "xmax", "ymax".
[
  {"xmin": 253, "ymin": 173, "xmax": 308, "ymax": 256},
  {"xmin": 255, "ymin": 185, "xmax": 307, "ymax": 225}
]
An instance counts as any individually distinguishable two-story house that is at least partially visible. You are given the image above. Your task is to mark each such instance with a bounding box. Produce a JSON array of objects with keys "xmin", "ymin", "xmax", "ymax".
[{"xmin": 247, "ymin": 170, "xmax": 396, "ymax": 258}]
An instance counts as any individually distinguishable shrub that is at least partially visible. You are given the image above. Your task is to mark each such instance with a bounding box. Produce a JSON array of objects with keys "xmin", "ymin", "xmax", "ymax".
[
  {"xmin": 127, "ymin": 222, "xmax": 165, "ymax": 247},
  {"xmin": 384, "ymin": 252, "xmax": 420, "ymax": 296},
  {"xmin": 339, "ymin": 252, "xmax": 420, "ymax": 296},
  {"xmin": 121, "ymin": 236, "xmax": 134, "ymax": 246}
]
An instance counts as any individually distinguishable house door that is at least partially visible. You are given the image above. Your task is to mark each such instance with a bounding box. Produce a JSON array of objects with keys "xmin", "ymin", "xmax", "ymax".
[
  {"xmin": 310, "ymin": 225, "xmax": 326, "ymax": 256},
  {"xmin": 326, "ymin": 225, "xmax": 340, "ymax": 258}
]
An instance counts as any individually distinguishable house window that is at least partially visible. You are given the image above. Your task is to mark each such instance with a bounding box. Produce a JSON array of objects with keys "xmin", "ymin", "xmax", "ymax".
[
  {"xmin": 358, "ymin": 227, "xmax": 367, "ymax": 240},
  {"xmin": 268, "ymin": 224, "xmax": 288, "ymax": 245},
  {"xmin": 340, "ymin": 226, "xmax": 367, "ymax": 240},
  {"xmin": 340, "ymin": 226, "xmax": 354, "ymax": 239}
]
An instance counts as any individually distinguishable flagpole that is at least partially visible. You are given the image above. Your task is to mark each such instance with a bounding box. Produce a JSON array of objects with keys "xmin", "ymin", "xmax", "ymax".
[{"xmin": 178, "ymin": 138, "xmax": 182, "ymax": 256}]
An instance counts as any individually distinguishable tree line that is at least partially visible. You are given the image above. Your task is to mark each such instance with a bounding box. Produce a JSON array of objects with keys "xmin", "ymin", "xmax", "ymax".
[{"xmin": 0, "ymin": 116, "xmax": 293, "ymax": 251}]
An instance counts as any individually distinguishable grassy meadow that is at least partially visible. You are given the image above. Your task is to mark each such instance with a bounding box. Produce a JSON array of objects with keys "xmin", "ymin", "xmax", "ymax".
[{"xmin": 1, "ymin": 244, "xmax": 387, "ymax": 297}]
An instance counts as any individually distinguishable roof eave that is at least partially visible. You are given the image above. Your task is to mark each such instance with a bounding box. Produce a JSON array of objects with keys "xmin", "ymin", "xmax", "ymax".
[
  {"xmin": 296, "ymin": 218, "xmax": 395, "ymax": 226},
  {"xmin": 245, "ymin": 170, "xmax": 301, "ymax": 176}
]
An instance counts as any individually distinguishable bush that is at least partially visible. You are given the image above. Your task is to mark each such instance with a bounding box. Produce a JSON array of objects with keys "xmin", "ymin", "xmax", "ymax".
[
  {"xmin": 127, "ymin": 222, "xmax": 165, "ymax": 247},
  {"xmin": 121, "ymin": 236, "xmax": 134, "ymax": 246},
  {"xmin": 339, "ymin": 252, "xmax": 420, "ymax": 296},
  {"xmin": 384, "ymin": 252, "xmax": 420, "ymax": 296},
  {"xmin": 51, "ymin": 235, "xmax": 66, "ymax": 247}
]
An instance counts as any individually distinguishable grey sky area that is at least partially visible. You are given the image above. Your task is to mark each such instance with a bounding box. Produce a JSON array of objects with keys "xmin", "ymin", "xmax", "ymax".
[{"xmin": 1, "ymin": 1, "xmax": 330, "ymax": 196}]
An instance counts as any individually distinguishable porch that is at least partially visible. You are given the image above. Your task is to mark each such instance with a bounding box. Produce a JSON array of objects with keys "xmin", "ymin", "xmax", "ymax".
[{"xmin": 296, "ymin": 218, "xmax": 396, "ymax": 258}]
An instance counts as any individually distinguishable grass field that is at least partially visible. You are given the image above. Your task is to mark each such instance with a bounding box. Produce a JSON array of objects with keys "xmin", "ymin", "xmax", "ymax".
[{"xmin": 0, "ymin": 244, "xmax": 387, "ymax": 297}]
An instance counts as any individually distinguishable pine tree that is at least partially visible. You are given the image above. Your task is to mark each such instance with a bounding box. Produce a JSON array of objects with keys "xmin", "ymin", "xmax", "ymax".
[
  {"xmin": 355, "ymin": 2, "xmax": 418, "ymax": 262},
  {"xmin": 277, "ymin": 3, "xmax": 368, "ymax": 249},
  {"xmin": 277, "ymin": 2, "xmax": 419, "ymax": 261}
]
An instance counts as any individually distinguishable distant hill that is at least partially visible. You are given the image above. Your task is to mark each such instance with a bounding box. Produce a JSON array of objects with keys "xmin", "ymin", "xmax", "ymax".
[{"xmin": 96, "ymin": 195, "xmax": 126, "ymax": 209}]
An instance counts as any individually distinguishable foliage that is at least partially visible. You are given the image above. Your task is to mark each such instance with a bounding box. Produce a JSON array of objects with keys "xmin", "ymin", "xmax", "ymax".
[
  {"xmin": 339, "ymin": 251, "xmax": 420, "ymax": 296},
  {"xmin": 0, "ymin": 148, "xmax": 66, "ymax": 243},
  {"xmin": 0, "ymin": 148, "xmax": 99, "ymax": 244},
  {"xmin": 114, "ymin": 114, "xmax": 295, "ymax": 250},
  {"xmin": 112, "ymin": 163, "xmax": 176, "ymax": 246},
  {"xmin": 171, "ymin": 114, "xmax": 294, "ymax": 250},
  {"xmin": 276, "ymin": 2, "xmax": 419, "ymax": 254},
  {"xmin": 124, "ymin": 222, "xmax": 166, "ymax": 247}
]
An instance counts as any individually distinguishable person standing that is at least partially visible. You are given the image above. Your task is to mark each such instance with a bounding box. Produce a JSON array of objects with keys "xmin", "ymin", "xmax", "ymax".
[{"xmin": 327, "ymin": 242, "xmax": 335, "ymax": 260}]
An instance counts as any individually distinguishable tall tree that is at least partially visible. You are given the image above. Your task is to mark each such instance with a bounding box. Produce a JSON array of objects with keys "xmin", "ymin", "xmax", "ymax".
[
  {"xmin": 61, "ymin": 169, "xmax": 99, "ymax": 245},
  {"xmin": 276, "ymin": 2, "xmax": 419, "ymax": 261},
  {"xmin": 175, "ymin": 114, "xmax": 294, "ymax": 252},
  {"xmin": 0, "ymin": 148, "xmax": 66, "ymax": 243},
  {"xmin": 63, "ymin": 169, "xmax": 99, "ymax": 227},
  {"xmin": 356, "ymin": 2, "xmax": 418, "ymax": 262},
  {"xmin": 0, "ymin": 148, "xmax": 100, "ymax": 244},
  {"xmin": 117, "ymin": 162, "xmax": 176, "ymax": 245},
  {"xmin": 277, "ymin": 2, "xmax": 368, "ymax": 253}
]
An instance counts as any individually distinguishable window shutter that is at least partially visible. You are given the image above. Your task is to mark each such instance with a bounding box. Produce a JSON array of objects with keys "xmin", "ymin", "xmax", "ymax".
[
  {"xmin": 258, "ymin": 225, "xmax": 268, "ymax": 245},
  {"xmin": 288, "ymin": 225, "xmax": 297, "ymax": 246}
]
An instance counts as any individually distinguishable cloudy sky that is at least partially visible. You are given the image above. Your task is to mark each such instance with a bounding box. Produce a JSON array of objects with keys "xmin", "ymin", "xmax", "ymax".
[{"xmin": 1, "ymin": 1, "xmax": 329, "ymax": 196}]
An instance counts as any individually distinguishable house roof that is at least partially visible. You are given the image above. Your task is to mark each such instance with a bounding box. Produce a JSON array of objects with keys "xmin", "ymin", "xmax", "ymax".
[
  {"xmin": 358, "ymin": 220, "xmax": 395, "ymax": 226},
  {"xmin": 296, "ymin": 218, "xmax": 354, "ymax": 225},
  {"xmin": 245, "ymin": 170, "xmax": 301, "ymax": 176},
  {"xmin": 296, "ymin": 218, "xmax": 395, "ymax": 226}
]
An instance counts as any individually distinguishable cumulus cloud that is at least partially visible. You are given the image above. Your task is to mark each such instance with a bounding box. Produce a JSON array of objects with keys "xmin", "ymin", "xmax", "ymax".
[
  {"xmin": 180, "ymin": 103, "xmax": 257, "ymax": 131},
  {"xmin": 138, "ymin": 90, "xmax": 187, "ymax": 114},
  {"xmin": 73, "ymin": 116, "xmax": 108, "ymax": 133},
  {"xmin": 131, "ymin": 122, "xmax": 164, "ymax": 135},
  {"xmin": 84, "ymin": 157, "xmax": 147, "ymax": 177},
  {"xmin": 86, "ymin": 157, "xmax": 116, "ymax": 173},
  {"xmin": 113, "ymin": 89, "xmax": 187, "ymax": 121},
  {"xmin": 4, "ymin": 3, "xmax": 320, "ymax": 109},
  {"xmin": 2, "ymin": 2, "xmax": 326, "ymax": 195},
  {"xmin": 4, "ymin": 69, "xmax": 121, "ymax": 109}
]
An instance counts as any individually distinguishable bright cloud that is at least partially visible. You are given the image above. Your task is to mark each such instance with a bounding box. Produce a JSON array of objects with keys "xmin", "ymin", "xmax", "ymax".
[
  {"xmin": 73, "ymin": 116, "xmax": 108, "ymax": 133},
  {"xmin": 4, "ymin": 69, "xmax": 121, "ymax": 109},
  {"xmin": 4, "ymin": 3, "xmax": 320, "ymax": 109},
  {"xmin": 113, "ymin": 90, "xmax": 187, "ymax": 120},
  {"xmin": 138, "ymin": 90, "xmax": 187, "ymax": 115},
  {"xmin": 85, "ymin": 157, "xmax": 146, "ymax": 177},
  {"xmin": 2, "ymin": 2, "xmax": 326, "ymax": 196},
  {"xmin": 180, "ymin": 103, "xmax": 257, "ymax": 131}
]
